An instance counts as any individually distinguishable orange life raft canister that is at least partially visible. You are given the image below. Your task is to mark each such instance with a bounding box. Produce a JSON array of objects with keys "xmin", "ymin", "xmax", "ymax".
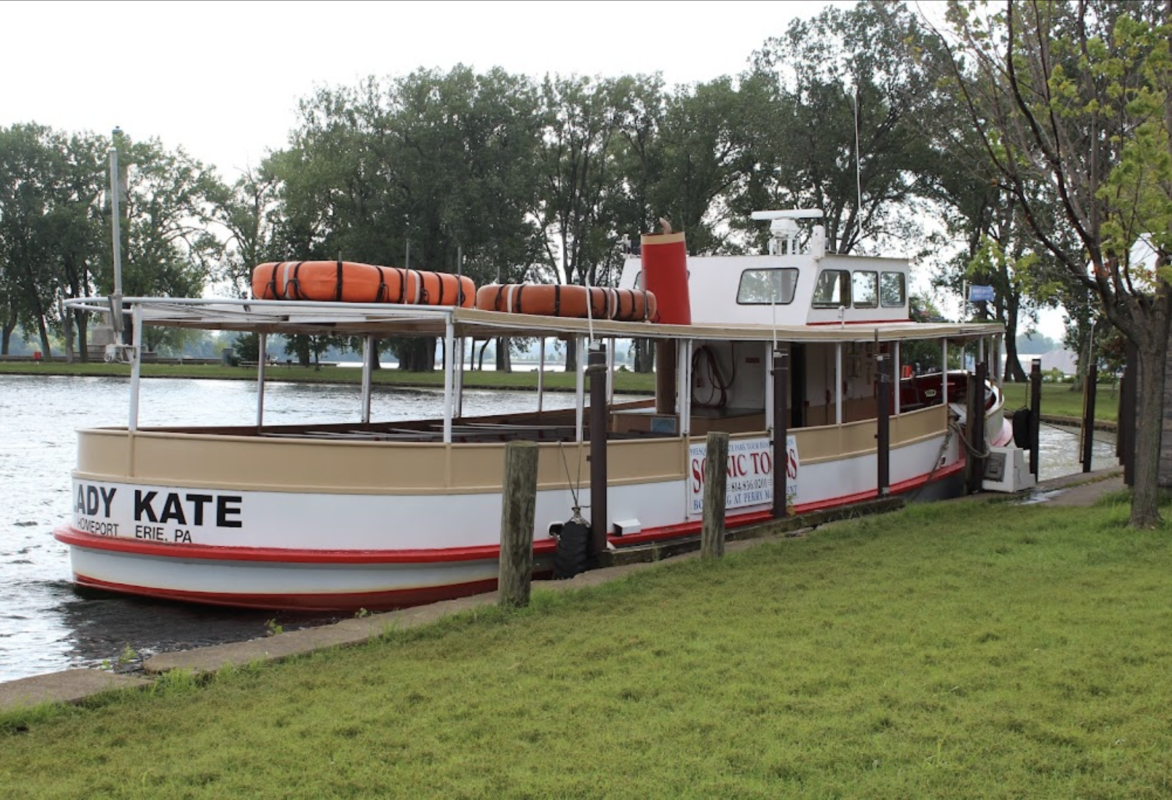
[
  {"xmin": 252, "ymin": 261, "xmax": 475, "ymax": 308},
  {"xmin": 475, "ymin": 283, "xmax": 657, "ymax": 322}
]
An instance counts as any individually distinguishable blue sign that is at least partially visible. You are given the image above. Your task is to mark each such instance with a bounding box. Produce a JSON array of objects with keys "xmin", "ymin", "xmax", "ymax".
[{"xmin": 969, "ymin": 284, "xmax": 995, "ymax": 302}]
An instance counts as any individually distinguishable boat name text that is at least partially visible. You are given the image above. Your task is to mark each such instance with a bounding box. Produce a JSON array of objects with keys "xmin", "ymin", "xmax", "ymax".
[{"xmin": 73, "ymin": 481, "xmax": 244, "ymax": 542}]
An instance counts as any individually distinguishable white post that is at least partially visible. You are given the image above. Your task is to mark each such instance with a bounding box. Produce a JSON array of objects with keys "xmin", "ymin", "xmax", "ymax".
[
  {"xmin": 360, "ymin": 335, "xmax": 373, "ymax": 424},
  {"xmin": 537, "ymin": 337, "xmax": 545, "ymax": 413},
  {"xmin": 893, "ymin": 340, "xmax": 901, "ymax": 415},
  {"xmin": 128, "ymin": 305, "xmax": 143, "ymax": 432},
  {"xmin": 257, "ymin": 332, "xmax": 268, "ymax": 429},
  {"xmin": 678, "ymin": 339, "xmax": 693, "ymax": 436},
  {"xmin": 606, "ymin": 338, "xmax": 615, "ymax": 405},
  {"xmin": 835, "ymin": 342, "xmax": 843, "ymax": 425},
  {"xmin": 455, "ymin": 337, "xmax": 465, "ymax": 419},
  {"xmin": 575, "ymin": 336, "xmax": 586, "ymax": 443},
  {"xmin": 978, "ymin": 336, "xmax": 985, "ymax": 367},
  {"xmin": 443, "ymin": 317, "xmax": 455, "ymax": 444},
  {"xmin": 941, "ymin": 337, "xmax": 948, "ymax": 402},
  {"xmin": 108, "ymin": 139, "xmax": 124, "ymax": 338}
]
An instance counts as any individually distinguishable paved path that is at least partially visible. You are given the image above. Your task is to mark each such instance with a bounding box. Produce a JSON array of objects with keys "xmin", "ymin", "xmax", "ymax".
[
  {"xmin": 0, "ymin": 468, "xmax": 1129, "ymax": 714},
  {"xmin": 1027, "ymin": 468, "xmax": 1124, "ymax": 507}
]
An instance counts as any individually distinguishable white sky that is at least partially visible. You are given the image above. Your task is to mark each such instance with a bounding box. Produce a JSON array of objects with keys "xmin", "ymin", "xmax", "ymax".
[
  {"xmin": 2, "ymin": 0, "xmax": 857, "ymax": 178},
  {"xmin": 0, "ymin": 0, "xmax": 1066, "ymax": 340}
]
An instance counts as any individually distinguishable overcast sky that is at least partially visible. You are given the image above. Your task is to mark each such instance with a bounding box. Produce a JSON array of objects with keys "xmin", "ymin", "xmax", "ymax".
[{"xmin": 2, "ymin": 0, "xmax": 858, "ymax": 178}]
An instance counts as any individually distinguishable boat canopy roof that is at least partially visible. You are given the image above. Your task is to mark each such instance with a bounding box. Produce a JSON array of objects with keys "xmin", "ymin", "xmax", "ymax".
[{"xmin": 65, "ymin": 297, "xmax": 1003, "ymax": 343}]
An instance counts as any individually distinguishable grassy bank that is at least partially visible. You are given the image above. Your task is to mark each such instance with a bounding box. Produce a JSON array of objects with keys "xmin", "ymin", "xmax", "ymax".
[
  {"xmin": 0, "ymin": 361, "xmax": 658, "ymax": 395},
  {"xmin": 3, "ymin": 492, "xmax": 1169, "ymax": 798},
  {"xmin": 1000, "ymin": 381, "xmax": 1119, "ymax": 423}
]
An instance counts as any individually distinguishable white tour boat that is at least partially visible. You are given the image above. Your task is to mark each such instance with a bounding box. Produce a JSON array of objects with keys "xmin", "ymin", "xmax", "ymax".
[{"xmin": 55, "ymin": 211, "xmax": 1028, "ymax": 610}]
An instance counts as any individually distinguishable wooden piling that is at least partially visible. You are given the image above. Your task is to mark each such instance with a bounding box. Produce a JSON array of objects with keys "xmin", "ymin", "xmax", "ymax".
[
  {"xmin": 1081, "ymin": 361, "xmax": 1098, "ymax": 473},
  {"xmin": 588, "ymin": 345, "xmax": 609, "ymax": 562},
  {"xmin": 966, "ymin": 361, "xmax": 987, "ymax": 494},
  {"xmin": 701, "ymin": 431, "xmax": 729, "ymax": 559},
  {"xmin": 1120, "ymin": 341, "xmax": 1137, "ymax": 486},
  {"xmin": 772, "ymin": 351, "xmax": 789, "ymax": 518},
  {"xmin": 1029, "ymin": 359, "xmax": 1042, "ymax": 480},
  {"xmin": 876, "ymin": 353, "xmax": 891, "ymax": 497},
  {"xmin": 498, "ymin": 440, "xmax": 538, "ymax": 608}
]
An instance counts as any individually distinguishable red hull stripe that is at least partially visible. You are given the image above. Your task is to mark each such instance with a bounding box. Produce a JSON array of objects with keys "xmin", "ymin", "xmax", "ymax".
[
  {"xmin": 54, "ymin": 527, "xmax": 557, "ymax": 564},
  {"xmin": 72, "ymin": 574, "xmax": 499, "ymax": 612},
  {"xmin": 55, "ymin": 461, "xmax": 964, "ymax": 563}
]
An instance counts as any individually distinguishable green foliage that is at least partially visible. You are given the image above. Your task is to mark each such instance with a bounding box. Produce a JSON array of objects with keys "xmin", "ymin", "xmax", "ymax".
[{"xmin": 744, "ymin": 2, "xmax": 940, "ymax": 255}]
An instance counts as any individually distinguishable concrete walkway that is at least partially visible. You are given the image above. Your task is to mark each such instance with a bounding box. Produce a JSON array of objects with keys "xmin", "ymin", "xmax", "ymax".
[{"xmin": 0, "ymin": 468, "xmax": 1129, "ymax": 715}]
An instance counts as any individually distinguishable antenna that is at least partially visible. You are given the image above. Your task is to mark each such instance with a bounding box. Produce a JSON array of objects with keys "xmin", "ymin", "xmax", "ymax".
[{"xmin": 854, "ymin": 86, "xmax": 863, "ymax": 246}]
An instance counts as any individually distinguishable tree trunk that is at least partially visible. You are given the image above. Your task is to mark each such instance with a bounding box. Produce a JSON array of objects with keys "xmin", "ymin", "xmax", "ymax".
[
  {"xmin": 1132, "ymin": 331, "xmax": 1167, "ymax": 528},
  {"xmin": 564, "ymin": 337, "xmax": 577, "ymax": 373},
  {"xmin": 633, "ymin": 338, "xmax": 654, "ymax": 373},
  {"xmin": 495, "ymin": 337, "xmax": 511, "ymax": 373},
  {"xmin": 74, "ymin": 310, "xmax": 89, "ymax": 363},
  {"xmin": 478, "ymin": 339, "xmax": 490, "ymax": 371},
  {"xmin": 1003, "ymin": 337, "xmax": 1028, "ymax": 382},
  {"xmin": 36, "ymin": 313, "xmax": 52, "ymax": 359},
  {"xmin": 398, "ymin": 338, "xmax": 436, "ymax": 372},
  {"xmin": 1, "ymin": 318, "xmax": 14, "ymax": 355}
]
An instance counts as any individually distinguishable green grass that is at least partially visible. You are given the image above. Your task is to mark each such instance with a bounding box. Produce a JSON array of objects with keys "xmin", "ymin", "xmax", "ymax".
[
  {"xmin": 0, "ymin": 361, "xmax": 657, "ymax": 395},
  {"xmin": 1000, "ymin": 381, "xmax": 1119, "ymax": 422},
  {"xmin": 2, "ymin": 493, "xmax": 1170, "ymax": 798}
]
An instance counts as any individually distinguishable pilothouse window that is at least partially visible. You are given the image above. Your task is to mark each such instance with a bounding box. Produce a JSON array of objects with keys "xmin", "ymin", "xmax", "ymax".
[
  {"xmin": 812, "ymin": 270, "xmax": 851, "ymax": 308},
  {"xmin": 737, "ymin": 268, "xmax": 799, "ymax": 305},
  {"xmin": 880, "ymin": 272, "xmax": 906, "ymax": 307},
  {"xmin": 852, "ymin": 271, "xmax": 878, "ymax": 308}
]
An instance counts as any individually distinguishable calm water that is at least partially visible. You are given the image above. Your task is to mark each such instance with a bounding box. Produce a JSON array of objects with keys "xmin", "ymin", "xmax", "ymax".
[
  {"xmin": 0, "ymin": 374, "xmax": 579, "ymax": 683},
  {"xmin": 0, "ymin": 375, "xmax": 1114, "ymax": 683}
]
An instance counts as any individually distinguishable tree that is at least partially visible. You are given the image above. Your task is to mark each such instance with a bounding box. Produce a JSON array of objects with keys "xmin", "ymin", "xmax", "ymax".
[
  {"xmin": 742, "ymin": 2, "xmax": 939, "ymax": 255},
  {"xmin": 273, "ymin": 66, "xmax": 546, "ymax": 372},
  {"xmin": 933, "ymin": 0, "xmax": 1172, "ymax": 527}
]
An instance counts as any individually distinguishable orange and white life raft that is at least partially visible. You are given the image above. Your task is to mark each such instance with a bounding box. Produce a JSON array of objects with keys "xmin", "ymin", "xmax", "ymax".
[
  {"xmin": 475, "ymin": 283, "xmax": 657, "ymax": 322},
  {"xmin": 252, "ymin": 261, "xmax": 475, "ymax": 308}
]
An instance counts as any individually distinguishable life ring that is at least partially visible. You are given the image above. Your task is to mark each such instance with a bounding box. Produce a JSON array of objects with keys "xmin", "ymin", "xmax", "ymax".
[
  {"xmin": 475, "ymin": 283, "xmax": 657, "ymax": 322},
  {"xmin": 251, "ymin": 261, "xmax": 475, "ymax": 307}
]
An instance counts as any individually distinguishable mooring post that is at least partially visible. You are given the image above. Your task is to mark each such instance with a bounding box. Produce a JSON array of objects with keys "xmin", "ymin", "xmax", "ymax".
[
  {"xmin": 876, "ymin": 353, "xmax": 891, "ymax": 497},
  {"xmin": 1119, "ymin": 340, "xmax": 1137, "ymax": 486},
  {"xmin": 1029, "ymin": 358, "xmax": 1042, "ymax": 480},
  {"xmin": 772, "ymin": 350, "xmax": 789, "ymax": 518},
  {"xmin": 498, "ymin": 440, "xmax": 538, "ymax": 608},
  {"xmin": 588, "ymin": 345, "xmax": 609, "ymax": 563},
  {"xmin": 1081, "ymin": 360, "xmax": 1098, "ymax": 473},
  {"xmin": 968, "ymin": 361, "xmax": 988, "ymax": 494},
  {"xmin": 701, "ymin": 431, "xmax": 729, "ymax": 559}
]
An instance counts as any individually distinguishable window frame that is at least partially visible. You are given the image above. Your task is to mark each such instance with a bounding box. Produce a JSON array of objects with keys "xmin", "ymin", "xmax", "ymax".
[
  {"xmin": 880, "ymin": 271, "xmax": 906, "ymax": 308},
  {"xmin": 735, "ymin": 268, "xmax": 800, "ymax": 306},
  {"xmin": 811, "ymin": 269, "xmax": 852, "ymax": 309},
  {"xmin": 851, "ymin": 270, "xmax": 879, "ymax": 309}
]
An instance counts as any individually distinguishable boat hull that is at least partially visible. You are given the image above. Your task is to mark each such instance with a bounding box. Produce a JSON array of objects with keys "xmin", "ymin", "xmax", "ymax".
[{"xmin": 54, "ymin": 413, "xmax": 987, "ymax": 610}]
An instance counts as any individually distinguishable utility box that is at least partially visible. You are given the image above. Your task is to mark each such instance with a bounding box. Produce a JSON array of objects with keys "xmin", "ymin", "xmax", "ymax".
[{"xmin": 983, "ymin": 445, "xmax": 1035, "ymax": 493}]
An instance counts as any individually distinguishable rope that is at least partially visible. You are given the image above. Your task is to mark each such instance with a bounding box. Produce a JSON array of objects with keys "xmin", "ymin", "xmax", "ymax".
[
  {"xmin": 907, "ymin": 423, "xmax": 956, "ymax": 503},
  {"xmin": 557, "ymin": 441, "xmax": 586, "ymax": 511},
  {"xmin": 950, "ymin": 419, "xmax": 991, "ymax": 460}
]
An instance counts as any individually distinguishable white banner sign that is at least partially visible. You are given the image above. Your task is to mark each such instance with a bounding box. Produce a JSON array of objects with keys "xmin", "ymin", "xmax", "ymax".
[{"xmin": 688, "ymin": 435, "xmax": 798, "ymax": 517}]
